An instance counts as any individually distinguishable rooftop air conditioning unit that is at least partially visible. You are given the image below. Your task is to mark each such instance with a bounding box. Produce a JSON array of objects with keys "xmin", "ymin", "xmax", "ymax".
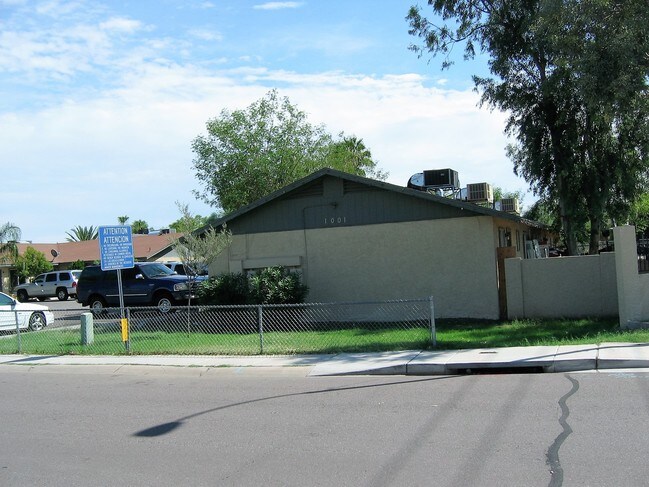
[
  {"xmin": 466, "ymin": 183, "xmax": 493, "ymax": 203},
  {"xmin": 501, "ymin": 197, "xmax": 521, "ymax": 214},
  {"xmin": 423, "ymin": 169, "xmax": 460, "ymax": 189}
]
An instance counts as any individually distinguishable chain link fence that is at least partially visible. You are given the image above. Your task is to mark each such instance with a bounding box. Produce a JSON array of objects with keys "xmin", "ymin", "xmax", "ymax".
[{"xmin": 0, "ymin": 298, "xmax": 435, "ymax": 356}]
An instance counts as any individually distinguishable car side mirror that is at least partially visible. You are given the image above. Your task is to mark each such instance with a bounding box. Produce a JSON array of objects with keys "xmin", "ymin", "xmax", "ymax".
[{"xmin": 135, "ymin": 274, "xmax": 144, "ymax": 280}]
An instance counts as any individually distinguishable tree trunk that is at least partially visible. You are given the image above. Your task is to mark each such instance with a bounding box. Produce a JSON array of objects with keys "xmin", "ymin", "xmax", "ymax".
[
  {"xmin": 557, "ymin": 176, "xmax": 579, "ymax": 256},
  {"xmin": 588, "ymin": 216, "xmax": 601, "ymax": 255}
]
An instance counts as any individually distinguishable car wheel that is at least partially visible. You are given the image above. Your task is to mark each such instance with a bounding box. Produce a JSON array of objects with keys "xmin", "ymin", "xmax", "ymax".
[
  {"xmin": 16, "ymin": 290, "xmax": 28, "ymax": 302},
  {"xmin": 154, "ymin": 293, "xmax": 173, "ymax": 313},
  {"xmin": 28, "ymin": 312, "xmax": 46, "ymax": 331},
  {"xmin": 90, "ymin": 296, "xmax": 107, "ymax": 316},
  {"xmin": 57, "ymin": 288, "xmax": 69, "ymax": 301}
]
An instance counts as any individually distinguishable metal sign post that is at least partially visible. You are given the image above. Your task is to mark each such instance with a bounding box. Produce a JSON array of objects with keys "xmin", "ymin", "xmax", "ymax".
[{"xmin": 98, "ymin": 225, "xmax": 134, "ymax": 352}]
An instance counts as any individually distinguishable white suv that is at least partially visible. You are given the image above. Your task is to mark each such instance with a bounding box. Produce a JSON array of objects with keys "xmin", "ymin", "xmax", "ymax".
[{"xmin": 15, "ymin": 270, "xmax": 82, "ymax": 302}]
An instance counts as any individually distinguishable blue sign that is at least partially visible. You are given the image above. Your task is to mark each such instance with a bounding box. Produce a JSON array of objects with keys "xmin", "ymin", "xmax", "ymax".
[{"xmin": 98, "ymin": 226, "xmax": 135, "ymax": 271}]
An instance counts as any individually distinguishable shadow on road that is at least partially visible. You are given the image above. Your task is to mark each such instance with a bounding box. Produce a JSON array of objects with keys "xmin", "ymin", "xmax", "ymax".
[{"xmin": 134, "ymin": 375, "xmax": 458, "ymax": 437}]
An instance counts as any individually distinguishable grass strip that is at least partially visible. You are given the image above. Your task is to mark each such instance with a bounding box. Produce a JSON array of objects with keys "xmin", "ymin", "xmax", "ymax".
[{"xmin": 1, "ymin": 318, "xmax": 647, "ymax": 356}]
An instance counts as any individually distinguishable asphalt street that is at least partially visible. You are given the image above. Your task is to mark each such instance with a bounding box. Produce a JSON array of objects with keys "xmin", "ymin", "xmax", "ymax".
[
  {"xmin": 1, "ymin": 366, "xmax": 649, "ymax": 487},
  {"xmin": 33, "ymin": 297, "xmax": 85, "ymax": 311}
]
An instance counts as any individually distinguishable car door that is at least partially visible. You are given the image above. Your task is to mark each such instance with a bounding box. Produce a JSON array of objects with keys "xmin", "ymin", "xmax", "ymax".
[
  {"xmin": 0, "ymin": 293, "xmax": 16, "ymax": 330},
  {"xmin": 95, "ymin": 269, "xmax": 119, "ymax": 306},
  {"xmin": 43, "ymin": 273, "xmax": 58, "ymax": 297},
  {"xmin": 30, "ymin": 274, "xmax": 46, "ymax": 298},
  {"xmin": 121, "ymin": 266, "xmax": 151, "ymax": 305}
]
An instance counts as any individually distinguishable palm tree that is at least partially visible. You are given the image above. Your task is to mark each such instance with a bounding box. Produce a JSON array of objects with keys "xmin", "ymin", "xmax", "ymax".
[
  {"xmin": 326, "ymin": 135, "xmax": 387, "ymax": 180},
  {"xmin": 66, "ymin": 225, "xmax": 99, "ymax": 242},
  {"xmin": 117, "ymin": 216, "xmax": 130, "ymax": 225},
  {"xmin": 132, "ymin": 220, "xmax": 149, "ymax": 234},
  {"xmin": 0, "ymin": 222, "xmax": 21, "ymax": 263}
]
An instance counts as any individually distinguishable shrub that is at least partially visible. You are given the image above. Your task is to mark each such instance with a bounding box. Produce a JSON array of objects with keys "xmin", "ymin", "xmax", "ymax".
[
  {"xmin": 249, "ymin": 266, "xmax": 308, "ymax": 304},
  {"xmin": 197, "ymin": 266, "xmax": 308, "ymax": 305},
  {"xmin": 197, "ymin": 272, "xmax": 250, "ymax": 305},
  {"xmin": 69, "ymin": 259, "xmax": 86, "ymax": 270}
]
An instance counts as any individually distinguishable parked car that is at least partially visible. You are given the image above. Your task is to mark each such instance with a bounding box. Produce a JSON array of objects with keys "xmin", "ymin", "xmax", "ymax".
[
  {"xmin": 0, "ymin": 291, "xmax": 55, "ymax": 331},
  {"xmin": 76, "ymin": 262, "xmax": 196, "ymax": 313},
  {"xmin": 163, "ymin": 262, "xmax": 208, "ymax": 280},
  {"xmin": 15, "ymin": 270, "xmax": 82, "ymax": 302}
]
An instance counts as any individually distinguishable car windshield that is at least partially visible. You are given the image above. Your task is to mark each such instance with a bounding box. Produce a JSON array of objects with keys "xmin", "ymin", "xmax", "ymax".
[{"xmin": 139, "ymin": 263, "xmax": 176, "ymax": 278}]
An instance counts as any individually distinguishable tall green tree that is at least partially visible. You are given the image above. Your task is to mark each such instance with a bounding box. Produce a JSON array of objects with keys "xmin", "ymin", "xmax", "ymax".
[
  {"xmin": 0, "ymin": 222, "xmax": 20, "ymax": 263},
  {"xmin": 192, "ymin": 90, "xmax": 386, "ymax": 213},
  {"xmin": 408, "ymin": 0, "xmax": 649, "ymax": 255},
  {"xmin": 628, "ymin": 194, "xmax": 649, "ymax": 239},
  {"xmin": 117, "ymin": 216, "xmax": 129, "ymax": 225},
  {"xmin": 14, "ymin": 247, "xmax": 53, "ymax": 281},
  {"xmin": 66, "ymin": 225, "xmax": 98, "ymax": 242}
]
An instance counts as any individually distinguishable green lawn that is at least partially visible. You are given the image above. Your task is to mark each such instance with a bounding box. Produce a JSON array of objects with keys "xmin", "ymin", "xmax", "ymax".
[
  {"xmin": 1, "ymin": 317, "xmax": 647, "ymax": 356},
  {"xmin": 435, "ymin": 318, "xmax": 649, "ymax": 349}
]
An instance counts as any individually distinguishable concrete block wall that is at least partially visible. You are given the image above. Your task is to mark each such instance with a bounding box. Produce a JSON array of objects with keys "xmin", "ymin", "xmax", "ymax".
[
  {"xmin": 614, "ymin": 225, "xmax": 649, "ymax": 328},
  {"xmin": 506, "ymin": 252, "xmax": 618, "ymax": 319}
]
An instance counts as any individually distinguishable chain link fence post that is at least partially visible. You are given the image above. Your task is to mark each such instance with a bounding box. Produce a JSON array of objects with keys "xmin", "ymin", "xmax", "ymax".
[
  {"xmin": 14, "ymin": 310, "xmax": 21, "ymax": 354},
  {"xmin": 429, "ymin": 296, "xmax": 436, "ymax": 347},
  {"xmin": 258, "ymin": 305, "xmax": 264, "ymax": 354},
  {"xmin": 126, "ymin": 307, "xmax": 131, "ymax": 353}
]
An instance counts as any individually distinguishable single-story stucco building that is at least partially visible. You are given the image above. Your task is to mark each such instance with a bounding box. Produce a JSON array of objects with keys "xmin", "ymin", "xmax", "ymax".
[{"xmin": 208, "ymin": 168, "xmax": 550, "ymax": 319}]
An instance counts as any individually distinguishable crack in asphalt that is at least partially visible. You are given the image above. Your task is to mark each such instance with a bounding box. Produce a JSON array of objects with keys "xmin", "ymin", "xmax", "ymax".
[{"xmin": 546, "ymin": 374, "xmax": 580, "ymax": 487}]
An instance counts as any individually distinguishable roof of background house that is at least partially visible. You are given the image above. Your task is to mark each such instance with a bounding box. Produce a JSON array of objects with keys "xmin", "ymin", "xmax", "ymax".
[{"xmin": 16, "ymin": 233, "xmax": 181, "ymax": 265}]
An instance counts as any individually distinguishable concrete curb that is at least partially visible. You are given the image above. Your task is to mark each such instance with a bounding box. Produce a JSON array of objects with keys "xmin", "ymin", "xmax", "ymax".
[{"xmin": 2, "ymin": 343, "xmax": 649, "ymax": 376}]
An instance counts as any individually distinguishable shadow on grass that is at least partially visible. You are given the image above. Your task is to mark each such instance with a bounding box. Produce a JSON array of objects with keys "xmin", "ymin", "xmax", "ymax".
[{"xmin": 435, "ymin": 318, "xmax": 623, "ymax": 349}]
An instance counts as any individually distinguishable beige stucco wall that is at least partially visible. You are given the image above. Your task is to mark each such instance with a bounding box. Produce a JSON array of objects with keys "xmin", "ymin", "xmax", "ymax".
[
  {"xmin": 505, "ymin": 252, "xmax": 618, "ymax": 319},
  {"xmin": 613, "ymin": 225, "xmax": 649, "ymax": 327},
  {"xmin": 212, "ymin": 215, "xmax": 501, "ymax": 319}
]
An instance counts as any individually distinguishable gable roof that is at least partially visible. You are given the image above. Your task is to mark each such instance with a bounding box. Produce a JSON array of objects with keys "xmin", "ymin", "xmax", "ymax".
[
  {"xmin": 207, "ymin": 167, "xmax": 544, "ymax": 230},
  {"xmin": 15, "ymin": 233, "xmax": 181, "ymax": 266}
]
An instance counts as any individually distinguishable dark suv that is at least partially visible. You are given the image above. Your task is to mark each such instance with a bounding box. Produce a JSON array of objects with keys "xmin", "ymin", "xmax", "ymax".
[{"xmin": 76, "ymin": 262, "xmax": 195, "ymax": 313}]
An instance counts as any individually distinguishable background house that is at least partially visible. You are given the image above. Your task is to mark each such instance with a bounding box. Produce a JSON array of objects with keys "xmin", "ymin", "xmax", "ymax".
[
  {"xmin": 207, "ymin": 168, "xmax": 550, "ymax": 319},
  {"xmin": 0, "ymin": 233, "xmax": 181, "ymax": 292}
]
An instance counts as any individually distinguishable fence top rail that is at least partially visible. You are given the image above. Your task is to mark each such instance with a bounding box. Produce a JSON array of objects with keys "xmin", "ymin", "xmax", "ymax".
[
  {"xmin": 248, "ymin": 297, "xmax": 433, "ymax": 309},
  {"xmin": 0, "ymin": 297, "xmax": 436, "ymax": 315},
  {"xmin": 35, "ymin": 297, "xmax": 434, "ymax": 313}
]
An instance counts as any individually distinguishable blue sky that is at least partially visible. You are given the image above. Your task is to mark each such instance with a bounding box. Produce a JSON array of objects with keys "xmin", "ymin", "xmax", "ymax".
[{"xmin": 1, "ymin": 0, "xmax": 529, "ymax": 243}]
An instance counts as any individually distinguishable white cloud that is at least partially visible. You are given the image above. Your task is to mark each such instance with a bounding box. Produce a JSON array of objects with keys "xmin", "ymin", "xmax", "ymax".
[
  {"xmin": 253, "ymin": 2, "xmax": 303, "ymax": 10},
  {"xmin": 35, "ymin": 0, "xmax": 85, "ymax": 17},
  {"xmin": 0, "ymin": 16, "xmax": 146, "ymax": 79},
  {"xmin": 99, "ymin": 17, "xmax": 142, "ymax": 33},
  {"xmin": 2, "ymin": 66, "xmax": 531, "ymax": 242},
  {"xmin": 188, "ymin": 29, "xmax": 223, "ymax": 42}
]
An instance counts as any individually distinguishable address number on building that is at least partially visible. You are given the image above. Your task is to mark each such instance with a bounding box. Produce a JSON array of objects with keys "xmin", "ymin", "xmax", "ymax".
[{"xmin": 323, "ymin": 216, "xmax": 347, "ymax": 225}]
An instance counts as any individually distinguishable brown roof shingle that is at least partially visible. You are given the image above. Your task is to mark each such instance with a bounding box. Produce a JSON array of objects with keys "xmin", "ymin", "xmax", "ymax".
[{"xmin": 16, "ymin": 234, "xmax": 180, "ymax": 265}]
